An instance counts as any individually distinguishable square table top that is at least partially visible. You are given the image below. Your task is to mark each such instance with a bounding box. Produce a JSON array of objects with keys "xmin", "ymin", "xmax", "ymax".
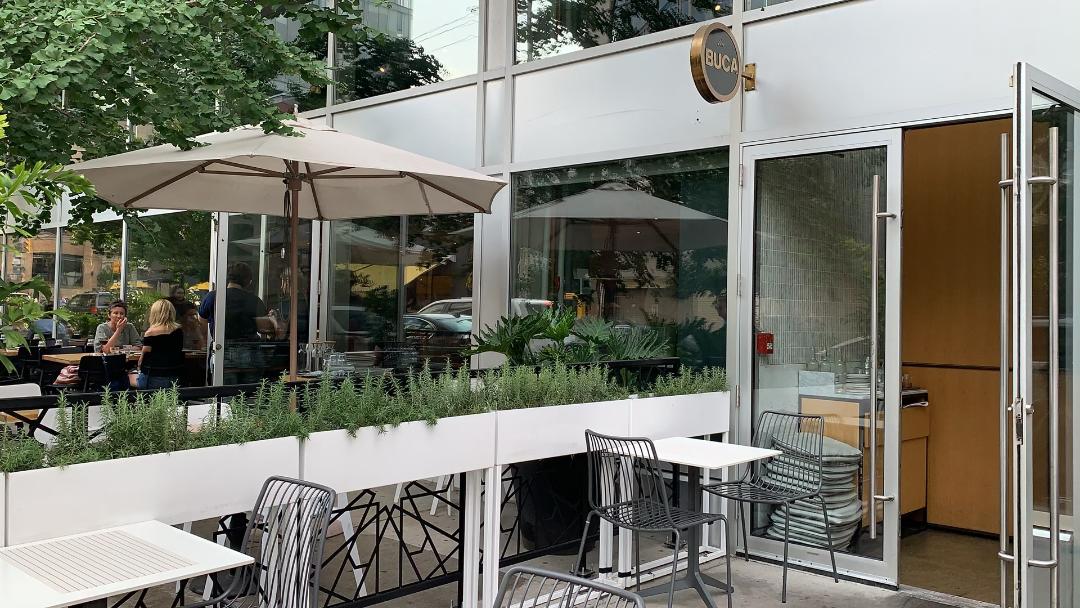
[
  {"xmin": 0, "ymin": 520, "xmax": 253, "ymax": 608},
  {"xmin": 651, "ymin": 437, "xmax": 780, "ymax": 470}
]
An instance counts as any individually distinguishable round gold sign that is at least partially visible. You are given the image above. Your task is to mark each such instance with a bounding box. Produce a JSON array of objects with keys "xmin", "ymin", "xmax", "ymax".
[{"xmin": 690, "ymin": 22, "xmax": 742, "ymax": 103}]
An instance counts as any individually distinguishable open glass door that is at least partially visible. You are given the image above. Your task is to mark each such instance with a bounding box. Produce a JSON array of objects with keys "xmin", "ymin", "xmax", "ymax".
[
  {"xmin": 1008, "ymin": 62, "xmax": 1080, "ymax": 608},
  {"xmin": 737, "ymin": 130, "xmax": 903, "ymax": 583}
]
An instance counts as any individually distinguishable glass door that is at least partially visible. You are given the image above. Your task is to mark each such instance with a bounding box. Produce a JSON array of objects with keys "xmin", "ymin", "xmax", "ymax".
[
  {"xmin": 737, "ymin": 130, "xmax": 903, "ymax": 583},
  {"xmin": 1008, "ymin": 62, "xmax": 1080, "ymax": 608}
]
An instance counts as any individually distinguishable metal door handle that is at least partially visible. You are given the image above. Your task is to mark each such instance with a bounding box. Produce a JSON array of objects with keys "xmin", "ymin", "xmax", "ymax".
[
  {"xmin": 869, "ymin": 174, "xmax": 883, "ymax": 540},
  {"xmin": 872, "ymin": 495, "xmax": 895, "ymax": 502},
  {"xmin": 998, "ymin": 133, "xmax": 1013, "ymax": 608}
]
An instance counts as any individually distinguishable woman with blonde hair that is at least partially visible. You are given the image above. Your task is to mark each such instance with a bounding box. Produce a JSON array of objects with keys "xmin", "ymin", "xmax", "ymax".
[{"xmin": 132, "ymin": 298, "xmax": 185, "ymax": 389}]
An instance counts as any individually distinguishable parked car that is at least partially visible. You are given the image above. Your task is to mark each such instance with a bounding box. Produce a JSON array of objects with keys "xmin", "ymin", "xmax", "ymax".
[
  {"xmin": 65, "ymin": 291, "xmax": 116, "ymax": 315},
  {"xmin": 416, "ymin": 297, "xmax": 553, "ymax": 317},
  {"xmin": 403, "ymin": 313, "xmax": 473, "ymax": 365}
]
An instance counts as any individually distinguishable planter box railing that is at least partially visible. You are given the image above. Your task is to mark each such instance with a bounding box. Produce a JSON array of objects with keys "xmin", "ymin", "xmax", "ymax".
[{"xmin": 0, "ymin": 387, "xmax": 729, "ymax": 608}]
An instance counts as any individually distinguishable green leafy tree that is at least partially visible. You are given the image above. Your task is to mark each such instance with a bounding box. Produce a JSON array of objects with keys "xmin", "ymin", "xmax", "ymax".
[
  {"xmin": 0, "ymin": 0, "xmax": 373, "ymax": 226},
  {"xmin": 0, "ymin": 105, "xmax": 93, "ymax": 370}
]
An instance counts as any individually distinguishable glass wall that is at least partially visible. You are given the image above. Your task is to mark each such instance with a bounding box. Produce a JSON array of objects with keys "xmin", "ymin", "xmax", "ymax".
[
  {"xmin": 7, "ymin": 229, "xmax": 61, "ymax": 341},
  {"xmin": 334, "ymin": 0, "xmax": 479, "ymax": 104},
  {"xmin": 60, "ymin": 220, "xmax": 123, "ymax": 341},
  {"xmin": 327, "ymin": 214, "xmax": 474, "ymax": 370},
  {"xmin": 750, "ymin": 146, "xmax": 887, "ymax": 559},
  {"xmin": 510, "ymin": 148, "xmax": 729, "ymax": 366},
  {"xmin": 746, "ymin": 0, "xmax": 793, "ymax": 8},
  {"xmin": 219, "ymin": 214, "xmax": 313, "ymax": 384},
  {"xmin": 272, "ymin": 0, "xmax": 331, "ymax": 112},
  {"xmin": 516, "ymin": 0, "xmax": 731, "ymax": 63}
]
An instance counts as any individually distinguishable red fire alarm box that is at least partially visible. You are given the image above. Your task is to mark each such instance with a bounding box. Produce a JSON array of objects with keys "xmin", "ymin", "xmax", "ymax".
[{"xmin": 756, "ymin": 332, "xmax": 774, "ymax": 355}]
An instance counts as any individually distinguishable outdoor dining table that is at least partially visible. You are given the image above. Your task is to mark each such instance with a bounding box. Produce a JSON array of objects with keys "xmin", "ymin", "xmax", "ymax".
[
  {"xmin": 0, "ymin": 520, "xmax": 253, "ymax": 608},
  {"xmin": 40, "ymin": 351, "xmax": 207, "ymax": 366},
  {"xmin": 627, "ymin": 437, "xmax": 781, "ymax": 603}
]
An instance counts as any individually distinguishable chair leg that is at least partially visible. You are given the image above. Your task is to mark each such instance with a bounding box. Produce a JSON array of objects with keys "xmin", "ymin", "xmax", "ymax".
[
  {"xmin": 740, "ymin": 502, "xmax": 750, "ymax": 562},
  {"xmin": 668, "ymin": 529, "xmax": 681, "ymax": 608},
  {"xmin": 723, "ymin": 516, "xmax": 733, "ymax": 608},
  {"xmin": 818, "ymin": 495, "xmax": 839, "ymax": 583},
  {"xmin": 782, "ymin": 502, "xmax": 791, "ymax": 603},
  {"xmin": 573, "ymin": 511, "xmax": 596, "ymax": 577},
  {"xmin": 634, "ymin": 530, "xmax": 641, "ymax": 590}
]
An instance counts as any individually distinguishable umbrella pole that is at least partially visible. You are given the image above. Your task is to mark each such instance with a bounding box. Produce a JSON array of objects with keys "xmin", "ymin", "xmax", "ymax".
[{"xmin": 288, "ymin": 163, "xmax": 301, "ymax": 383}]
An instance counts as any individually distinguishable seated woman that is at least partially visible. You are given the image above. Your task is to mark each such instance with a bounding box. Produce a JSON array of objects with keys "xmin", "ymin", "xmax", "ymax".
[
  {"xmin": 94, "ymin": 300, "xmax": 142, "ymax": 353},
  {"xmin": 133, "ymin": 299, "xmax": 184, "ymax": 390}
]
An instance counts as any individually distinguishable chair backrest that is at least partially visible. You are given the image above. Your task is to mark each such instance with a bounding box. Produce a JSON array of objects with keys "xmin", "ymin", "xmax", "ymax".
[
  {"xmin": 583, "ymin": 430, "xmax": 672, "ymax": 528},
  {"xmin": 238, "ymin": 476, "xmax": 335, "ymax": 608},
  {"xmin": 751, "ymin": 411, "xmax": 826, "ymax": 494},
  {"xmin": 0, "ymin": 383, "xmax": 42, "ymax": 399},
  {"xmin": 494, "ymin": 565, "xmax": 645, "ymax": 608}
]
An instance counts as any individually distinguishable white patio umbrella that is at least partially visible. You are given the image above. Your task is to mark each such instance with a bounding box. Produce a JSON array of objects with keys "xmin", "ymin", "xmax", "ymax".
[{"xmin": 69, "ymin": 118, "xmax": 505, "ymax": 380}]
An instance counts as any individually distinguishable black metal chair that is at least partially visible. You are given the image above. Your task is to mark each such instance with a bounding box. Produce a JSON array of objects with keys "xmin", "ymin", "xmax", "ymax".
[
  {"xmin": 575, "ymin": 430, "xmax": 732, "ymax": 608},
  {"xmin": 179, "ymin": 476, "xmax": 336, "ymax": 608},
  {"xmin": 703, "ymin": 411, "xmax": 839, "ymax": 603},
  {"xmin": 495, "ymin": 565, "xmax": 645, "ymax": 608}
]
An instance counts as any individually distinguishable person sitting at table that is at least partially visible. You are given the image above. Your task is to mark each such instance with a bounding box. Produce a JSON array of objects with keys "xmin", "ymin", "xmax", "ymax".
[
  {"xmin": 132, "ymin": 299, "xmax": 184, "ymax": 390},
  {"xmin": 94, "ymin": 300, "xmax": 142, "ymax": 353}
]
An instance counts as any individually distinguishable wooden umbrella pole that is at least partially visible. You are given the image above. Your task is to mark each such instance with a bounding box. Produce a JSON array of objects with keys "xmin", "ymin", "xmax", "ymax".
[{"xmin": 288, "ymin": 161, "xmax": 301, "ymax": 383}]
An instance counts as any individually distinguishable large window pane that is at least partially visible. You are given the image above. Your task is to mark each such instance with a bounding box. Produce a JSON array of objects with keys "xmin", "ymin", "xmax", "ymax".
[
  {"xmin": 273, "ymin": 1, "xmax": 330, "ymax": 112},
  {"xmin": 511, "ymin": 149, "xmax": 729, "ymax": 366},
  {"xmin": 328, "ymin": 214, "xmax": 474, "ymax": 370},
  {"xmin": 334, "ymin": 0, "xmax": 479, "ymax": 104},
  {"xmin": 516, "ymin": 0, "xmax": 732, "ymax": 63},
  {"xmin": 125, "ymin": 212, "xmax": 212, "ymax": 347},
  {"xmin": 219, "ymin": 214, "xmax": 312, "ymax": 385},
  {"xmin": 61, "ymin": 220, "xmax": 123, "ymax": 342},
  {"xmin": 7, "ymin": 229, "xmax": 60, "ymax": 341}
]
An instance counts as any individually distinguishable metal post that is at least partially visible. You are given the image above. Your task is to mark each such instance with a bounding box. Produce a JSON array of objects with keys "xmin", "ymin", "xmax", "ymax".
[{"xmin": 288, "ymin": 162, "xmax": 301, "ymax": 382}]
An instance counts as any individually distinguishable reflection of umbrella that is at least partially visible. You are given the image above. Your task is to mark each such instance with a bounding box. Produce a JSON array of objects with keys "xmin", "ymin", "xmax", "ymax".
[
  {"xmin": 70, "ymin": 118, "xmax": 505, "ymax": 380},
  {"xmin": 514, "ymin": 182, "xmax": 726, "ymax": 252}
]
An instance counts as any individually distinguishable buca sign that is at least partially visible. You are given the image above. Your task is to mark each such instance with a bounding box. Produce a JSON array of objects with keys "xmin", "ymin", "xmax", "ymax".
[{"xmin": 690, "ymin": 22, "xmax": 743, "ymax": 103}]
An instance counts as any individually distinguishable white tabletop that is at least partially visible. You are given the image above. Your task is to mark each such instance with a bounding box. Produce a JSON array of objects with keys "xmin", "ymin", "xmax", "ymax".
[
  {"xmin": 0, "ymin": 520, "xmax": 254, "ymax": 608},
  {"xmin": 652, "ymin": 437, "xmax": 781, "ymax": 470}
]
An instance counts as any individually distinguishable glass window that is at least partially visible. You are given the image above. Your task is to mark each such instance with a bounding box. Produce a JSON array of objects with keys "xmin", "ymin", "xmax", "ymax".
[
  {"xmin": 333, "ymin": 0, "xmax": 479, "ymax": 104},
  {"xmin": 328, "ymin": 213, "xmax": 474, "ymax": 370},
  {"xmin": 61, "ymin": 220, "xmax": 123, "ymax": 341},
  {"xmin": 511, "ymin": 148, "xmax": 729, "ymax": 366},
  {"xmin": 122, "ymin": 212, "xmax": 212, "ymax": 346},
  {"xmin": 516, "ymin": 0, "xmax": 732, "ymax": 63},
  {"xmin": 7, "ymin": 229, "xmax": 62, "ymax": 341},
  {"xmin": 219, "ymin": 214, "xmax": 313, "ymax": 385},
  {"xmin": 746, "ymin": 0, "xmax": 793, "ymax": 8},
  {"xmin": 271, "ymin": 1, "xmax": 331, "ymax": 112}
]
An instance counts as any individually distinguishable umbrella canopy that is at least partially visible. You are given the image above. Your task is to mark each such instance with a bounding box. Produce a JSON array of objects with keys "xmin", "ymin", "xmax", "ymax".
[
  {"xmin": 68, "ymin": 118, "xmax": 505, "ymax": 381},
  {"xmin": 68, "ymin": 118, "xmax": 505, "ymax": 219}
]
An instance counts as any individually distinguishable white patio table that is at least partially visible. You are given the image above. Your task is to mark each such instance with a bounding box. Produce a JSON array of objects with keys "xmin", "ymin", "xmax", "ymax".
[
  {"xmin": 612, "ymin": 438, "xmax": 781, "ymax": 605},
  {"xmin": 0, "ymin": 520, "xmax": 254, "ymax": 608}
]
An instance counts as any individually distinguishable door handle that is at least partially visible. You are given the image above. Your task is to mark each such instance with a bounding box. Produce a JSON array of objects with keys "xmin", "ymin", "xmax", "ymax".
[{"xmin": 872, "ymin": 495, "xmax": 895, "ymax": 503}]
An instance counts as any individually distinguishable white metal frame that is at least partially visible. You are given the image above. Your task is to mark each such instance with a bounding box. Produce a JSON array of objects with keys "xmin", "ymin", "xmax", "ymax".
[
  {"xmin": 1010, "ymin": 62, "xmax": 1080, "ymax": 608},
  {"xmin": 734, "ymin": 129, "xmax": 903, "ymax": 585}
]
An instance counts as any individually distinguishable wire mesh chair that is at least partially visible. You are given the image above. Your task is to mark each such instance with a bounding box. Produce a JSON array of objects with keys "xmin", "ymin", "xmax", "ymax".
[
  {"xmin": 703, "ymin": 411, "xmax": 839, "ymax": 603},
  {"xmin": 575, "ymin": 430, "xmax": 732, "ymax": 608},
  {"xmin": 179, "ymin": 476, "xmax": 336, "ymax": 608},
  {"xmin": 495, "ymin": 565, "xmax": 645, "ymax": 608}
]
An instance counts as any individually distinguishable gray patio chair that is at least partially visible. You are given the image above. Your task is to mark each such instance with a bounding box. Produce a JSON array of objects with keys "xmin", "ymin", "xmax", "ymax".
[
  {"xmin": 495, "ymin": 565, "xmax": 645, "ymax": 608},
  {"xmin": 575, "ymin": 430, "xmax": 732, "ymax": 608},
  {"xmin": 703, "ymin": 411, "xmax": 841, "ymax": 603},
  {"xmin": 179, "ymin": 475, "xmax": 336, "ymax": 608}
]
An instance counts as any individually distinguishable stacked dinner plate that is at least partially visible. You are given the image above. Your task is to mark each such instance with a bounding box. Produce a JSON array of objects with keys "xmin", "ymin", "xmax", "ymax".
[{"xmin": 762, "ymin": 433, "xmax": 864, "ymax": 549}]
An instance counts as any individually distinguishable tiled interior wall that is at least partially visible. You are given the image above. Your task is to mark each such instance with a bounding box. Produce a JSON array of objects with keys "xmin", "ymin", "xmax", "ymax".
[{"xmin": 753, "ymin": 150, "xmax": 885, "ymax": 367}]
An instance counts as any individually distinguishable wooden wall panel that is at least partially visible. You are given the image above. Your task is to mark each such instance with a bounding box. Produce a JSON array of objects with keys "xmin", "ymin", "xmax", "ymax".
[{"xmin": 902, "ymin": 119, "xmax": 1009, "ymax": 534}]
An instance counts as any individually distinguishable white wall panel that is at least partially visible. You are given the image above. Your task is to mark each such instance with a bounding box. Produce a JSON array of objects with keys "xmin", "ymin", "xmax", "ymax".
[
  {"xmin": 332, "ymin": 85, "xmax": 478, "ymax": 168},
  {"xmin": 484, "ymin": 80, "xmax": 507, "ymax": 167},
  {"xmin": 513, "ymin": 39, "xmax": 733, "ymax": 164},
  {"xmin": 743, "ymin": 0, "xmax": 1080, "ymax": 139}
]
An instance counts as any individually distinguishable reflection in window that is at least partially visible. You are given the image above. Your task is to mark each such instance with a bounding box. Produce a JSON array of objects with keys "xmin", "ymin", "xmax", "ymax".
[
  {"xmin": 516, "ymin": 0, "xmax": 731, "ymax": 63},
  {"xmin": 746, "ymin": 0, "xmax": 793, "ymax": 8},
  {"xmin": 8, "ymin": 229, "xmax": 62, "ymax": 341},
  {"xmin": 511, "ymin": 149, "xmax": 729, "ymax": 367},
  {"xmin": 219, "ymin": 214, "xmax": 313, "ymax": 385},
  {"xmin": 61, "ymin": 221, "xmax": 123, "ymax": 341},
  {"xmin": 328, "ymin": 214, "xmax": 474, "ymax": 370},
  {"xmin": 334, "ymin": 0, "xmax": 479, "ymax": 104}
]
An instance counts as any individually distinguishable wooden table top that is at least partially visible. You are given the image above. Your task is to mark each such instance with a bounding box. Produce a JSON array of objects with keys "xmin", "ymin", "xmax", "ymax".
[{"xmin": 41, "ymin": 351, "xmax": 206, "ymax": 366}]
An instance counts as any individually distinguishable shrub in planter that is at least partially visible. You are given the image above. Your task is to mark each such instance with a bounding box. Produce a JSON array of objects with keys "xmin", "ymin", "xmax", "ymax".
[
  {"xmin": 652, "ymin": 366, "xmax": 728, "ymax": 396},
  {"xmin": 0, "ymin": 427, "xmax": 45, "ymax": 473}
]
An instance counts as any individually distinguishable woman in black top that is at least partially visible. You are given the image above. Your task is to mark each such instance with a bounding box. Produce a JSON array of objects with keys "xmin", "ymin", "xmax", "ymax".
[{"xmin": 134, "ymin": 299, "xmax": 185, "ymax": 389}]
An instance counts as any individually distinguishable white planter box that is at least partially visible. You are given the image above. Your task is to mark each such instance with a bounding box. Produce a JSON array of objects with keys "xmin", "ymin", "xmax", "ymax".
[
  {"xmin": 629, "ymin": 391, "xmax": 730, "ymax": 440},
  {"xmin": 302, "ymin": 412, "xmax": 496, "ymax": 492},
  {"xmin": 5, "ymin": 436, "xmax": 299, "ymax": 545},
  {"xmin": 496, "ymin": 399, "xmax": 633, "ymax": 465}
]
